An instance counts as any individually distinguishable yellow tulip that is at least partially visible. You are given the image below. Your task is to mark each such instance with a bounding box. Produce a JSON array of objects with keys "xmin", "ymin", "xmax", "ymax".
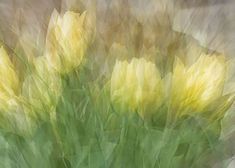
[
  {"xmin": 170, "ymin": 53, "xmax": 228, "ymax": 117},
  {"xmin": 111, "ymin": 58, "xmax": 164, "ymax": 116},
  {"xmin": 0, "ymin": 46, "xmax": 19, "ymax": 111},
  {"xmin": 46, "ymin": 10, "xmax": 93, "ymax": 73}
]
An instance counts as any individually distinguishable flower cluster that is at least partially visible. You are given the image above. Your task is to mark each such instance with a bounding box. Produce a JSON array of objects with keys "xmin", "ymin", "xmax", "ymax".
[
  {"xmin": 0, "ymin": 8, "xmax": 234, "ymax": 168},
  {"xmin": 0, "ymin": 9, "xmax": 233, "ymax": 131},
  {"xmin": 0, "ymin": 10, "xmax": 93, "ymax": 130},
  {"xmin": 110, "ymin": 52, "xmax": 234, "ymax": 121}
]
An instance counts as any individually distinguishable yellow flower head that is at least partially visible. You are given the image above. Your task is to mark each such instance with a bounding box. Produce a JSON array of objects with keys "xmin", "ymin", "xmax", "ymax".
[
  {"xmin": 0, "ymin": 46, "xmax": 19, "ymax": 110},
  {"xmin": 171, "ymin": 53, "xmax": 228, "ymax": 117},
  {"xmin": 46, "ymin": 10, "xmax": 93, "ymax": 73},
  {"xmin": 111, "ymin": 58, "xmax": 164, "ymax": 116}
]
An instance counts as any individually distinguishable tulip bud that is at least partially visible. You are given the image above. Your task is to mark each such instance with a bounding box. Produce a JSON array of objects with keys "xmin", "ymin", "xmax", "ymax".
[
  {"xmin": 171, "ymin": 54, "xmax": 228, "ymax": 117},
  {"xmin": 111, "ymin": 58, "xmax": 164, "ymax": 117},
  {"xmin": 46, "ymin": 10, "xmax": 93, "ymax": 73},
  {"xmin": 22, "ymin": 56, "xmax": 61, "ymax": 119}
]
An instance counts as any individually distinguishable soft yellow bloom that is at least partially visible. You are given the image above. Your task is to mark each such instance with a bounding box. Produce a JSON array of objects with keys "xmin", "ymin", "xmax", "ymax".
[
  {"xmin": 22, "ymin": 56, "xmax": 61, "ymax": 118},
  {"xmin": 46, "ymin": 10, "xmax": 93, "ymax": 73},
  {"xmin": 171, "ymin": 53, "xmax": 228, "ymax": 117},
  {"xmin": 0, "ymin": 46, "xmax": 19, "ymax": 111},
  {"xmin": 111, "ymin": 58, "xmax": 164, "ymax": 116}
]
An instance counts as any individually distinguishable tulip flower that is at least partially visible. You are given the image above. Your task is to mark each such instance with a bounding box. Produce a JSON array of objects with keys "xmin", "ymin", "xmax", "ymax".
[
  {"xmin": 111, "ymin": 58, "xmax": 164, "ymax": 117},
  {"xmin": 170, "ymin": 53, "xmax": 230, "ymax": 118},
  {"xmin": 46, "ymin": 10, "xmax": 93, "ymax": 73},
  {"xmin": 0, "ymin": 46, "xmax": 19, "ymax": 111}
]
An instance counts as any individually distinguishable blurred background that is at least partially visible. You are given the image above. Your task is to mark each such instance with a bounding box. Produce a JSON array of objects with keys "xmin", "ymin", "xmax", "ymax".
[{"xmin": 0, "ymin": 0, "xmax": 235, "ymax": 55}]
